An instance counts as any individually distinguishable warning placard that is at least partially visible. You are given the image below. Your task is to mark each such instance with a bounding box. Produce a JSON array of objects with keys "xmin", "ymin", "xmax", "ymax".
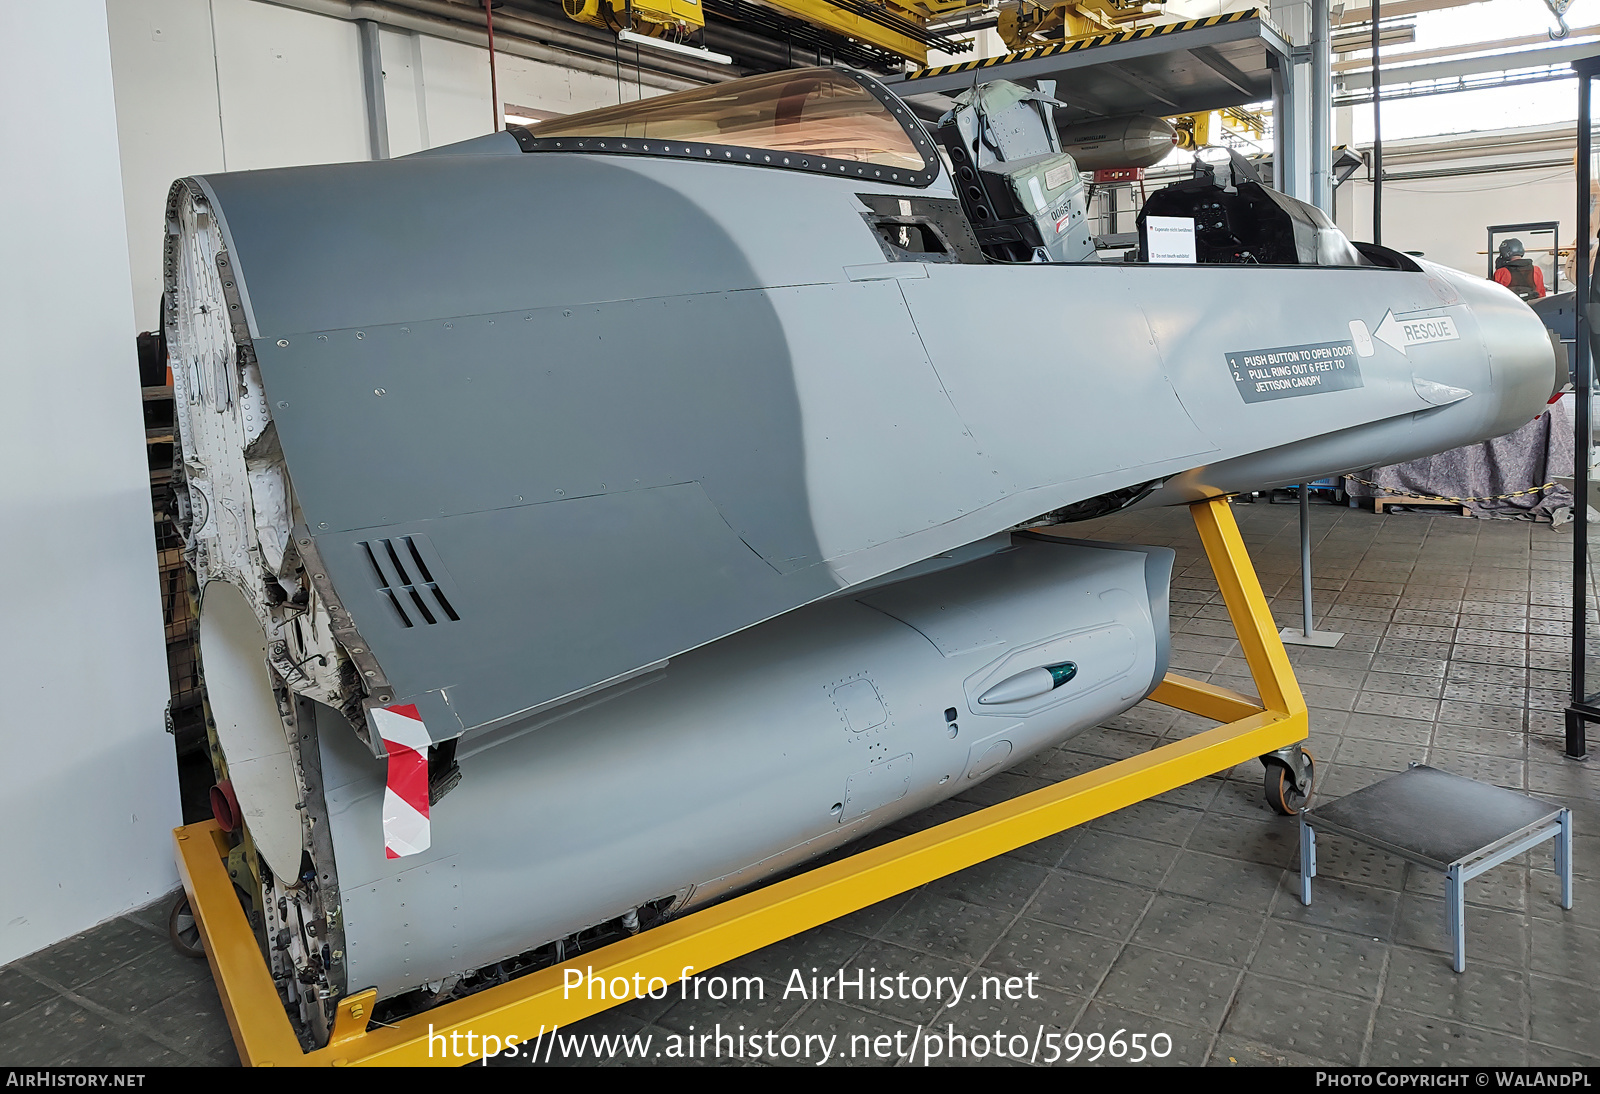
[{"xmin": 1225, "ymin": 340, "xmax": 1365, "ymax": 403}]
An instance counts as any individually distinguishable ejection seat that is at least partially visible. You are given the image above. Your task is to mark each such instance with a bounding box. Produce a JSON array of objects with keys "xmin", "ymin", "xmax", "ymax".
[{"xmin": 934, "ymin": 80, "xmax": 1097, "ymax": 265}]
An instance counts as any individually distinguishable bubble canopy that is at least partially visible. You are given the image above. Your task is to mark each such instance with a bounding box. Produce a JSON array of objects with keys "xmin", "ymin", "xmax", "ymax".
[{"xmin": 508, "ymin": 67, "xmax": 941, "ymax": 186}]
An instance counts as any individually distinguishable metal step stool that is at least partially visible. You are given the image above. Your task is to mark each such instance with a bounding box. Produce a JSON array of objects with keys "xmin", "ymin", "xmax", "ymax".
[{"xmin": 1297, "ymin": 763, "xmax": 1573, "ymax": 972}]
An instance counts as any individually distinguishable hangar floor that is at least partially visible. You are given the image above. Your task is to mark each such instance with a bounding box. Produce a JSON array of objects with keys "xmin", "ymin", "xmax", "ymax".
[{"xmin": 2, "ymin": 498, "xmax": 1596, "ymax": 1067}]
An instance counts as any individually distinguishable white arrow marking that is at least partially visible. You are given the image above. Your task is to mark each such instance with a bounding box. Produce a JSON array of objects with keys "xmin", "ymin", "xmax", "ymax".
[{"xmin": 1374, "ymin": 309, "xmax": 1461, "ymax": 355}]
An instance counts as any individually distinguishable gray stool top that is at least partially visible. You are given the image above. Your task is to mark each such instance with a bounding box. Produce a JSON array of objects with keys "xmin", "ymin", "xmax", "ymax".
[{"xmin": 1306, "ymin": 764, "xmax": 1563, "ymax": 871}]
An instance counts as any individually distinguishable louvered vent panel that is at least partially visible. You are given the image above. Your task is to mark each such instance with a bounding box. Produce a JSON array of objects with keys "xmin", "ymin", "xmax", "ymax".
[{"xmin": 359, "ymin": 535, "xmax": 462, "ymax": 628}]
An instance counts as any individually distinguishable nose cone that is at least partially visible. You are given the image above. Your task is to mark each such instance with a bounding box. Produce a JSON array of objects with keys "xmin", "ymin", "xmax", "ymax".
[{"xmin": 1427, "ymin": 260, "xmax": 1561, "ymax": 437}]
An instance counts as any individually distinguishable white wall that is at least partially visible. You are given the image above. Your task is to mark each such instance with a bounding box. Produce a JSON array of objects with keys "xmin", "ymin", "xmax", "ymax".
[
  {"xmin": 110, "ymin": 1, "xmax": 643, "ymax": 333},
  {"xmin": 1336, "ymin": 158, "xmax": 1577, "ymax": 282},
  {"xmin": 111, "ymin": 0, "xmax": 371, "ymax": 332},
  {"xmin": 210, "ymin": 0, "xmax": 369, "ymax": 172},
  {"xmin": 495, "ymin": 47, "xmax": 627, "ymax": 118},
  {"xmin": 0, "ymin": 0, "xmax": 181, "ymax": 966},
  {"xmin": 107, "ymin": 0, "xmax": 228, "ymax": 337}
]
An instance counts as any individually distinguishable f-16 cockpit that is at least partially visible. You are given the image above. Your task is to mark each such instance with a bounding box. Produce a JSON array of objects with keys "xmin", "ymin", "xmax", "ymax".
[{"xmin": 500, "ymin": 66, "xmax": 1394, "ymax": 272}]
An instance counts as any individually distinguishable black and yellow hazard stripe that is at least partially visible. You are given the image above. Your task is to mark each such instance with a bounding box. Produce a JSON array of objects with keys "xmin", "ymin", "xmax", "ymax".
[
  {"xmin": 906, "ymin": 8, "xmax": 1259, "ymax": 80},
  {"xmin": 1345, "ymin": 476, "xmax": 1560, "ymax": 506}
]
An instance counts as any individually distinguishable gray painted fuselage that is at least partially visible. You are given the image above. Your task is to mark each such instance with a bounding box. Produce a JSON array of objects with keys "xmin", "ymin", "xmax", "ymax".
[
  {"xmin": 166, "ymin": 69, "xmax": 1558, "ymax": 1028},
  {"xmin": 191, "ymin": 146, "xmax": 1555, "ymax": 746}
]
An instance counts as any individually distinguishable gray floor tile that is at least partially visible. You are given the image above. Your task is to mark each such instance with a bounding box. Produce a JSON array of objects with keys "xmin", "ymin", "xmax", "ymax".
[
  {"xmin": 1392, "ymin": 611, "xmax": 1458, "ymax": 627},
  {"xmin": 1379, "ymin": 656, "xmax": 1451, "ymax": 677},
  {"xmin": 1150, "ymin": 776, "xmax": 1222, "ymax": 811},
  {"xmin": 1366, "ymin": 1009, "xmax": 1529, "ymax": 1066},
  {"xmin": 1529, "ymin": 918, "xmax": 1600, "ymax": 983},
  {"xmin": 1059, "ymin": 831, "xmax": 1181, "ymax": 889},
  {"xmin": 1342, "ymin": 713, "xmax": 1434, "ymax": 745},
  {"xmin": 1528, "ymin": 974, "xmax": 1600, "ymax": 1055},
  {"xmin": 0, "ymin": 967, "xmax": 60, "ymax": 1024},
  {"xmin": 1443, "ymin": 681, "xmax": 1529, "ymax": 706},
  {"xmin": 1061, "ymin": 728, "xmax": 1161, "ymax": 763},
  {"xmin": 1333, "ymin": 736, "xmax": 1423, "ymax": 771},
  {"xmin": 1403, "ymin": 862, "xmax": 1527, "ymax": 913},
  {"xmin": 1526, "ymin": 1044, "xmax": 1600, "ymax": 1067},
  {"xmin": 1316, "ymin": 763, "xmax": 1395, "ymax": 800},
  {"xmin": 769, "ymin": 1000, "xmax": 910, "ymax": 1067},
  {"xmin": 1159, "ymin": 852, "xmax": 1285, "ymax": 916},
  {"xmin": 1363, "ymin": 672, "xmax": 1446, "ymax": 699},
  {"xmin": 1448, "ymin": 662, "xmax": 1528, "ymax": 685},
  {"xmin": 72, "ymin": 942, "xmax": 212, "ymax": 1015},
  {"xmin": 1440, "ymin": 697, "xmax": 1523, "ymax": 729},
  {"xmin": 1529, "ymin": 873, "xmax": 1600, "ymax": 926},
  {"xmin": 1426, "ymin": 751, "xmax": 1526, "ymax": 788},
  {"xmin": 873, "ymin": 892, "xmax": 1016, "ymax": 965},
  {"xmin": 1431, "ymin": 725, "xmax": 1527, "ymax": 759},
  {"xmin": 1382, "ymin": 639, "xmax": 1459, "ymax": 658},
  {"xmin": 983, "ymin": 919, "xmax": 1123, "ymax": 997},
  {"xmin": 1297, "ymin": 663, "xmax": 1376, "ymax": 687},
  {"xmin": 19, "ymin": 917, "xmax": 165, "ymax": 992},
  {"xmin": 1187, "ymin": 813, "xmax": 1299, "ymax": 869},
  {"xmin": 1275, "ymin": 876, "xmax": 1401, "ymax": 939},
  {"xmin": 923, "ymin": 856, "xmax": 1050, "ymax": 915},
  {"xmin": 1027, "ymin": 871, "xmax": 1152, "ymax": 940},
  {"xmin": 1220, "ymin": 976, "xmax": 1373, "ymax": 1063},
  {"xmin": 927, "ymin": 983, "xmax": 1080, "ymax": 1066},
  {"xmin": 1129, "ymin": 889, "xmax": 1263, "ymax": 971},
  {"xmin": 1379, "ymin": 945, "xmax": 1528, "ymax": 1034},
  {"xmin": 1354, "ymin": 693, "xmax": 1442, "ymax": 721},
  {"xmin": 1000, "ymin": 827, "xmax": 1083, "ymax": 870},
  {"xmin": 832, "ymin": 891, "xmax": 916, "ymax": 938},
  {"xmin": 0, "ymin": 996, "xmax": 176, "ymax": 1067},
  {"xmin": 728, "ymin": 925, "xmax": 866, "ymax": 981},
  {"xmin": 832, "ymin": 939, "xmax": 969, "ymax": 1025},
  {"xmin": 1303, "ymin": 834, "xmax": 1408, "ymax": 891},
  {"xmin": 123, "ymin": 893, "xmax": 181, "ymax": 937},
  {"xmin": 1068, "ymin": 1002, "xmax": 1211, "ymax": 1065},
  {"xmin": 1094, "ymin": 947, "xmax": 1242, "ymax": 1032},
  {"xmin": 1395, "ymin": 893, "xmax": 1529, "ymax": 969},
  {"xmin": 657, "ymin": 975, "xmax": 803, "ymax": 1036},
  {"xmin": 1454, "ymin": 645, "xmax": 1529, "ymax": 667},
  {"xmin": 1209, "ymin": 1035, "xmax": 1328, "ymax": 1066},
  {"xmin": 1527, "ymin": 759, "xmax": 1600, "ymax": 804},
  {"xmin": 1207, "ymin": 776, "xmax": 1291, "ymax": 820},
  {"xmin": 1250, "ymin": 920, "xmax": 1386, "ymax": 998},
  {"xmin": 1302, "ymin": 684, "xmax": 1360, "ymax": 710},
  {"xmin": 134, "ymin": 988, "xmax": 239, "ymax": 1065},
  {"xmin": 1084, "ymin": 798, "xmax": 1205, "ymax": 847}
]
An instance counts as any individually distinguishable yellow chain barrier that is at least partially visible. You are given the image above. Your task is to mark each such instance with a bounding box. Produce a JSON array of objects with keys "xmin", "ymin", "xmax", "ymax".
[{"xmin": 1343, "ymin": 476, "xmax": 1560, "ymax": 506}]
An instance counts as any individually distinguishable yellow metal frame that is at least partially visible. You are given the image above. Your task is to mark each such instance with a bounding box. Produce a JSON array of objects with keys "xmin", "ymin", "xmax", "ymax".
[
  {"xmin": 175, "ymin": 494, "xmax": 1306, "ymax": 1067},
  {"xmin": 909, "ymin": 9, "xmax": 1259, "ymax": 82},
  {"xmin": 754, "ymin": 0, "xmax": 931, "ymax": 65}
]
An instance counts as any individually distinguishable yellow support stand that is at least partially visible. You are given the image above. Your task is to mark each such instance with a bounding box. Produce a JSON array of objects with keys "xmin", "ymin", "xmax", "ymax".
[{"xmin": 175, "ymin": 494, "xmax": 1307, "ymax": 1067}]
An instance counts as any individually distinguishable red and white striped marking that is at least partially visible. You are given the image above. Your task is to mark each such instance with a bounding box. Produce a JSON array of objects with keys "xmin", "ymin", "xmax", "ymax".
[{"xmin": 371, "ymin": 703, "xmax": 431, "ymax": 859}]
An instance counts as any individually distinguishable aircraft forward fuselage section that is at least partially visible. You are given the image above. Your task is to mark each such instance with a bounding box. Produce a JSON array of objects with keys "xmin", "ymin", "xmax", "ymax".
[
  {"xmin": 171, "ymin": 136, "xmax": 1555, "ymax": 747},
  {"xmin": 164, "ymin": 65, "xmax": 1564, "ymax": 1042}
]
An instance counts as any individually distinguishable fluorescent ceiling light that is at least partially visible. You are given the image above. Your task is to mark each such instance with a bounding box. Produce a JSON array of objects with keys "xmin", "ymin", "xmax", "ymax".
[{"xmin": 617, "ymin": 28, "xmax": 732, "ymax": 65}]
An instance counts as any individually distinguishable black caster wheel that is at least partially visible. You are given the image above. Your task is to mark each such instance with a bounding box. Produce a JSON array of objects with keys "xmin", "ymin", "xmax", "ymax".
[
  {"xmin": 168, "ymin": 894, "xmax": 205, "ymax": 958},
  {"xmin": 1264, "ymin": 748, "xmax": 1314, "ymax": 815}
]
